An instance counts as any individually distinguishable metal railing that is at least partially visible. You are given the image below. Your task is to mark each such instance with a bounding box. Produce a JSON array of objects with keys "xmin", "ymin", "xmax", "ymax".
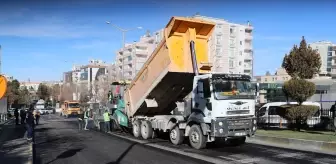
[{"xmin": 256, "ymin": 108, "xmax": 335, "ymax": 131}]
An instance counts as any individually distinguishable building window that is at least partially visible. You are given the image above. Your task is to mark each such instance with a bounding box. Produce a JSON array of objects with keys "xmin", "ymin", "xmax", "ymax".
[
  {"xmin": 230, "ymin": 48, "xmax": 235, "ymax": 56},
  {"xmin": 328, "ymin": 52, "xmax": 332, "ymax": 56},
  {"xmin": 328, "ymin": 46, "xmax": 333, "ymax": 51},
  {"xmin": 128, "ymin": 56, "xmax": 132, "ymax": 61},
  {"xmin": 216, "ymin": 47, "xmax": 222, "ymax": 56},
  {"xmin": 216, "ymin": 35, "xmax": 222, "ymax": 44},
  {"xmin": 229, "ymin": 60, "xmax": 234, "ymax": 67},
  {"xmin": 230, "ymin": 39, "xmax": 235, "ymax": 46},
  {"xmin": 240, "ymin": 41, "xmax": 242, "ymax": 45},
  {"xmin": 327, "ymin": 68, "xmax": 331, "ymax": 72},
  {"xmin": 240, "ymin": 51, "xmax": 242, "ymax": 56},
  {"xmin": 239, "ymin": 61, "xmax": 242, "ymax": 66},
  {"xmin": 230, "ymin": 28, "xmax": 233, "ymax": 34},
  {"xmin": 217, "ymin": 24, "xmax": 222, "ymax": 28}
]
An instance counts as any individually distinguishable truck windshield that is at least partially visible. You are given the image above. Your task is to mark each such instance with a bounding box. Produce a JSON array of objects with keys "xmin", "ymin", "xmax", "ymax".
[
  {"xmin": 69, "ymin": 103, "xmax": 80, "ymax": 108},
  {"xmin": 212, "ymin": 80, "xmax": 255, "ymax": 99}
]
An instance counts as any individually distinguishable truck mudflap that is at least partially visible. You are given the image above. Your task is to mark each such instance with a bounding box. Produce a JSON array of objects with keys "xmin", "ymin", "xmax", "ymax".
[{"xmin": 210, "ymin": 117, "xmax": 257, "ymax": 138}]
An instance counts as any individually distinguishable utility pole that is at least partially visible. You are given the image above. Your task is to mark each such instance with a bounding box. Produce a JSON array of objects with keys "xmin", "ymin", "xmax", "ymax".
[{"xmin": 105, "ymin": 22, "xmax": 142, "ymax": 80}]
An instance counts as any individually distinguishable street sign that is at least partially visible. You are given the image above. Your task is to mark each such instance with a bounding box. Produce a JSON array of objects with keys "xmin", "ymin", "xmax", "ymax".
[{"xmin": 0, "ymin": 75, "xmax": 7, "ymax": 99}]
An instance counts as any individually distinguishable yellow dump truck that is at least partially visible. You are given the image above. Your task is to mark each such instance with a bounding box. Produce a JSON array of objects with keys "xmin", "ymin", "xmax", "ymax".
[
  {"xmin": 61, "ymin": 101, "xmax": 81, "ymax": 118},
  {"xmin": 113, "ymin": 16, "xmax": 259, "ymax": 149}
]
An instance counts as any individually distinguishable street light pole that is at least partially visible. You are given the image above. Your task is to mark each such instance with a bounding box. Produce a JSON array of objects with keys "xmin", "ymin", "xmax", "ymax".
[{"xmin": 105, "ymin": 21, "xmax": 142, "ymax": 80}]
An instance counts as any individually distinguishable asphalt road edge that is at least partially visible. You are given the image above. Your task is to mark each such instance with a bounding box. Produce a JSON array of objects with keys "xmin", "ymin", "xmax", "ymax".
[
  {"xmin": 105, "ymin": 131, "xmax": 230, "ymax": 164},
  {"xmin": 247, "ymin": 134, "xmax": 336, "ymax": 156}
]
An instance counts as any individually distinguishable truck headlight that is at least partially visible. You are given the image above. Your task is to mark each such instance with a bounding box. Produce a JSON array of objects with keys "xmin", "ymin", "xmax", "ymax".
[
  {"xmin": 253, "ymin": 126, "xmax": 256, "ymax": 131},
  {"xmin": 219, "ymin": 122, "xmax": 223, "ymax": 126},
  {"xmin": 219, "ymin": 129, "xmax": 224, "ymax": 133},
  {"xmin": 253, "ymin": 119, "xmax": 257, "ymax": 124}
]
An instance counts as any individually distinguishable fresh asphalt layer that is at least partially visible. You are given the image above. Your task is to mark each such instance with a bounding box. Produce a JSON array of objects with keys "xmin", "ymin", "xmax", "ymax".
[{"xmin": 35, "ymin": 114, "xmax": 336, "ymax": 164}]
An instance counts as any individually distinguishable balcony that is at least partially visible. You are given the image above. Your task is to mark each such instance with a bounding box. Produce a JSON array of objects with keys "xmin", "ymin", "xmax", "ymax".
[
  {"xmin": 245, "ymin": 33, "xmax": 253, "ymax": 41},
  {"xmin": 244, "ymin": 45, "xmax": 253, "ymax": 52},
  {"xmin": 123, "ymin": 60, "xmax": 133, "ymax": 65},
  {"xmin": 244, "ymin": 64, "xmax": 253, "ymax": 69},
  {"xmin": 244, "ymin": 53, "xmax": 253, "ymax": 60},
  {"xmin": 136, "ymin": 49, "xmax": 148, "ymax": 56}
]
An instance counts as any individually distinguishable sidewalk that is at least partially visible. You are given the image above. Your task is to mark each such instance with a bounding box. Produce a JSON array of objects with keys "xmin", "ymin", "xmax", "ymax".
[
  {"xmin": 0, "ymin": 119, "xmax": 33, "ymax": 164},
  {"xmin": 247, "ymin": 132, "xmax": 336, "ymax": 156}
]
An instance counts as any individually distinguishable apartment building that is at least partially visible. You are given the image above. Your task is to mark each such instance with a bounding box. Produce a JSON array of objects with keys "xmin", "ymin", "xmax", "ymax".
[
  {"xmin": 309, "ymin": 41, "xmax": 336, "ymax": 75},
  {"xmin": 333, "ymin": 46, "xmax": 336, "ymax": 78},
  {"xmin": 20, "ymin": 82, "xmax": 40, "ymax": 91},
  {"xmin": 115, "ymin": 29, "xmax": 164, "ymax": 81},
  {"xmin": 254, "ymin": 68, "xmax": 291, "ymax": 83},
  {"xmin": 2, "ymin": 74, "xmax": 14, "ymax": 82},
  {"xmin": 192, "ymin": 14, "xmax": 254, "ymax": 77}
]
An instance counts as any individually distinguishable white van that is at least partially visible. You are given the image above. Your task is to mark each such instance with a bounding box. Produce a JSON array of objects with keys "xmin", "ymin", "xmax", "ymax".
[{"xmin": 257, "ymin": 101, "xmax": 321, "ymax": 128}]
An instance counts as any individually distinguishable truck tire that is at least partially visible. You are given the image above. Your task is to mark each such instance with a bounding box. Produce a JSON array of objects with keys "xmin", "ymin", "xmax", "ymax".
[
  {"xmin": 141, "ymin": 120, "xmax": 153, "ymax": 139},
  {"xmin": 170, "ymin": 126, "xmax": 184, "ymax": 145},
  {"xmin": 133, "ymin": 120, "xmax": 141, "ymax": 138},
  {"xmin": 188, "ymin": 125, "xmax": 207, "ymax": 149}
]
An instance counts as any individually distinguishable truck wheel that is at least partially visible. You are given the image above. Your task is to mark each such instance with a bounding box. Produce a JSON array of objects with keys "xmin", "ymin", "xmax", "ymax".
[
  {"xmin": 170, "ymin": 126, "xmax": 184, "ymax": 145},
  {"xmin": 188, "ymin": 125, "xmax": 207, "ymax": 149},
  {"xmin": 141, "ymin": 120, "xmax": 153, "ymax": 139},
  {"xmin": 133, "ymin": 120, "xmax": 141, "ymax": 138}
]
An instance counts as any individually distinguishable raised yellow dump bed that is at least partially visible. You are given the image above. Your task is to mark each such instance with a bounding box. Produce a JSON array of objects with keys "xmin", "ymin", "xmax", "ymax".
[{"xmin": 125, "ymin": 16, "xmax": 215, "ymax": 117}]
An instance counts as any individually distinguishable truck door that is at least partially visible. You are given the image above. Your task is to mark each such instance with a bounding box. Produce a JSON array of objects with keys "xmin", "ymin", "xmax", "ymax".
[{"xmin": 193, "ymin": 78, "xmax": 211, "ymax": 112}]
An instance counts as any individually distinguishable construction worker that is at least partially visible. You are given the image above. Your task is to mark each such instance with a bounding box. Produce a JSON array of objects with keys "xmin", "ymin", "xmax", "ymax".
[
  {"xmin": 84, "ymin": 108, "xmax": 90, "ymax": 130},
  {"xmin": 14, "ymin": 109, "xmax": 19, "ymax": 125},
  {"xmin": 26, "ymin": 106, "xmax": 35, "ymax": 141},
  {"xmin": 103, "ymin": 109, "xmax": 110, "ymax": 133},
  {"xmin": 77, "ymin": 109, "xmax": 85, "ymax": 130}
]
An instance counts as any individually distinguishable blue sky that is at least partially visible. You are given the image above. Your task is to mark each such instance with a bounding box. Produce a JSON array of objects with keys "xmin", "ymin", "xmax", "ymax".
[{"xmin": 1, "ymin": 0, "xmax": 335, "ymax": 82}]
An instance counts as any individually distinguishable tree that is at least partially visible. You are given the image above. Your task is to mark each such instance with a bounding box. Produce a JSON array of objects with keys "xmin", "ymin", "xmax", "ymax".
[
  {"xmin": 36, "ymin": 83, "xmax": 51, "ymax": 100},
  {"xmin": 60, "ymin": 83, "xmax": 75, "ymax": 102},
  {"xmin": 93, "ymin": 65, "xmax": 118, "ymax": 105},
  {"xmin": 51, "ymin": 84, "xmax": 61, "ymax": 102},
  {"xmin": 281, "ymin": 37, "xmax": 321, "ymax": 130},
  {"xmin": 282, "ymin": 36, "xmax": 321, "ymax": 79},
  {"xmin": 95, "ymin": 75, "xmax": 110, "ymax": 105},
  {"xmin": 18, "ymin": 86, "xmax": 30, "ymax": 105},
  {"xmin": 78, "ymin": 84, "xmax": 90, "ymax": 103},
  {"xmin": 5, "ymin": 80, "xmax": 21, "ymax": 106}
]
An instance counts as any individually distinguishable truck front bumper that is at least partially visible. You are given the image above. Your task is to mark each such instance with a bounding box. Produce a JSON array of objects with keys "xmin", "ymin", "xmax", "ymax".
[{"xmin": 211, "ymin": 117, "xmax": 257, "ymax": 138}]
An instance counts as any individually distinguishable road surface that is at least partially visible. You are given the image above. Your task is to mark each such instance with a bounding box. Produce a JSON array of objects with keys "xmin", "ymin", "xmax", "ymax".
[{"xmin": 35, "ymin": 114, "xmax": 336, "ymax": 164}]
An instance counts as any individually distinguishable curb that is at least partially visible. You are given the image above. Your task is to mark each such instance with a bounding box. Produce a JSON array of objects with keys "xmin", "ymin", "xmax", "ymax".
[
  {"xmin": 0, "ymin": 118, "xmax": 13, "ymax": 126},
  {"xmin": 247, "ymin": 134, "xmax": 336, "ymax": 155}
]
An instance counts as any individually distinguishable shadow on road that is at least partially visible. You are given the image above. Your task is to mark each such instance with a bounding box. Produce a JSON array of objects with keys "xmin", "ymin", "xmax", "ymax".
[
  {"xmin": 34, "ymin": 127, "xmax": 52, "ymax": 133},
  {"xmin": 0, "ymin": 124, "xmax": 26, "ymax": 144},
  {"xmin": 44, "ymin": 148, "xmax": 83, "ymax": 164},
  {"xmin": 105, "ymin": 143, "xmax": 137, "ymax": 164},
  {"xmin": 0, "ymin": 122, "xmax": 31, "ymax": 164}
]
